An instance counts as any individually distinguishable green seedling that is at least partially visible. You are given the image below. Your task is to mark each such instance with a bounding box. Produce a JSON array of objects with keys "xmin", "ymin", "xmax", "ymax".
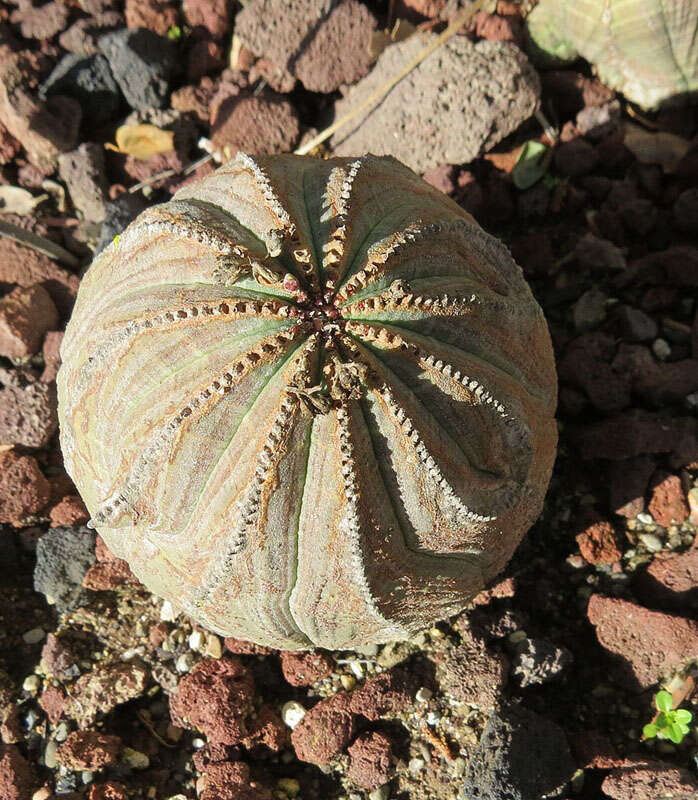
[
  {"xmin": 167, "ymin": 25, "xmax": 182, "ymax": 41},
  {"xmin": 643, "ymin": 690, "xmax": 693, "ymax": 744}
]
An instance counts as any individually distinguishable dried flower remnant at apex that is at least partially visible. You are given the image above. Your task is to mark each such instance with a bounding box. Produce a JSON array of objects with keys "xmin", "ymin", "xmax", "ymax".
[{"xmin": 57, "ymin": 153, "xmax": 557, "ymax": 650}]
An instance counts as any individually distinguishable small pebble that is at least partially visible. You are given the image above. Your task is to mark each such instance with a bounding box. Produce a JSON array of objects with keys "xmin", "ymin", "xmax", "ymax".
[
  {"xmin": 33, "ymin": 790, "xmax": 52, "ymax": 800},
  {"xmin": 44, "ymin": 740, "xmax": 58, "ymax": 768},
  {"xmin": 192, "ymin": 738, "xmax": 205, "ymax": 749},
  {"xmin": 204, "ymin": 634, "xmax": 222, "ymax": 658},
  {"xmin": 54, "ymin": 722, "xmax": 70, "ymax": 742},
  {"xmin": 639, "ymin": 532, "xmax": 663, "ymax": 552},
  {"xmin": 175, "ymin": 652, "xmax": 195, "ymax": 673},
  {"xmin": 652, "ymin": 338, "xmax": 671, "ymax": 360},
  {"xmin": 281, "ymin": 700, "xmax": 306, "ymax": 729},
  {"xmin": 369, "ymin": 786, "xmax": 390, "ymax": 800},
  {"xmin": 23, "ymin": 627, "xmax": 46, "ymax": 644},
  {"xmin": 636, "ymin": 512, "xmax": 654, "ymax": 525},
  {"xmin": 408, "ymin": 757, "xmax": 425, "ymax": 774},
  {"xmin": 122, "ymin": 747, "xmax": 150, "ymax": 769},
  {"xmin": 160, "ymin": 600, "xmax": 177, "ymax": 621},
  {"xmin": 508, "ymin": 629, "xmax": 528, "ymax": 644},
  {"xmin": 188, "ymin": 630, "xmax": 204, "ymax": 651},
  {"xmin": 340, "ymin": 674, "xmax": 356, "ymax": 690},
  {"xmin": 415, "ymin": 686, "xmax": 432, "ymax": 703},
  {"xmin": 348, "ymin": 660, "xmax": 364, "ymax": 679},
  {"xmin": 426, "ymin": 711, "xmax": 440, "ymax": 725},
  {"xmin": 22, "ymin": 675, "xmax": 41, "ymax": 694}
]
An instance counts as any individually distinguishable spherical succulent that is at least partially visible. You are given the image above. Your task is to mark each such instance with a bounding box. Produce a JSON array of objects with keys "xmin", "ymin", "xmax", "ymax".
[{"xmin": 57, "ymin": 153, "xmax": 557, "ymax": 650}]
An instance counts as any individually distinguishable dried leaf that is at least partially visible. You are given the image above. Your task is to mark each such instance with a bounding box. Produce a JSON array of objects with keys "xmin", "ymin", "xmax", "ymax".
[
  {"xmin": 623, "ymin": 123, "xmax": 691, "ymax": 173},
  {"xmin": 0, "ymin": 186, "xmax": 48, "ymax": 215},
  {"xmin": 111, "ymin": 124, "xmax": 175, "ymax": 161},
  {"xmin": 512, "ymin": 141, "xmax": 549, "ymax": 189}
]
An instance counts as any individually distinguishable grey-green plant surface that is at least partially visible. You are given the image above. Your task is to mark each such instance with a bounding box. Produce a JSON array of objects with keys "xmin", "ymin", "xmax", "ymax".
[
  {"xmin": 57, "ymin": 153, "xmax": 557, "ymax": 650},
  {"xmin": 526, "ymin": 0, "xmax": 698, "ymax": 109}
]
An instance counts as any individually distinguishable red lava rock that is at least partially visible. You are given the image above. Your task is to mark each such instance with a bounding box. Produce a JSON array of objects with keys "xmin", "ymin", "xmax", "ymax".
[
  {"xmin": 200, "ymin": 761, "xmax": 273, "ymax": 800},
  {"xmin": 55, "ymin": 730, "xmax": 121, "ymax": 770},
  {"xmin": 0, "ymin": 121, "xmax": 20, "ymax": 165},
  {"xmin": 554, "ymin": 138, "xmax": 599, "ymax": 178},
  {"xmin": 290, "ymin": 691, "xmax": 356, "ymax": 766},
  {"xmin": 88, "ymin": 782, "xmax": 130, "ymax": 800},
  {"xmin": 0, "ymin": 284, "xmax": 58, "ymax": 359},
  {"xmin": 242, "ymin": 705, "xmax": 289, "ymax": 752},
  {"xmin": 148, "ymin": 622, "xmax": 170, "ymax": 648},
  {"xmin": 472, "ymin": 576, "xmax": 517, "ymax": 606},
  {"xmin": 67, "ymin": 663, "xmax": 149, "ymax": 726},
  {"xmin": 601, "ymin": 759, "xmax": 698, "ymax": 800},
  {"xmin": 83, "ymin": 559, "xmax": 137, "ymax": 590},
  {"xmin": 572, "ymin": 411, "xmax": 698, "ymax": 467},
  {"xmin": 39, "ymin": 685, "xmax": 68, "ymax": 725},
  {"xmin": 434, "ymin": 631, "xmax": 507, "ymax": 708},
  {"xmin": 41, "ymin": 331, "xmax": 63, "ymax": 383},
  {"xmin": 125, "ymin": 0, "xmax": 179, "ymax": 36},
  {"xmin": 610, "ymin": 456, "xmax": 655, "ymax": 518},
  {"xmin": 211, "ymin": 94, "xmax": 299, "ymax": 159},
  {"xmin": 59, "ymin": 12, "xmax": 124, "ymax": 56},
  {"xmin": 0, "ymin": 239, "xmax": 79, "ymax": 317},
  {"xmin": 171, "ymin": 77, "xmax": 219, "ymax": 125},
  {"xmin": 473, "ymin": 11, "xmax": 523, "ymax": 44},
  {"xmin": 0, "ymin": 450, "xmax": 50, "ymax": 526},
  {"xmin": 187, "ymin": 38, "xmax": 225, "ymax": 82},
  {"xmin": 635, "ymin": 545, "xmax": 698, "ymax": 609},
  {"xmin": 569, "ymin": 730, "xmax": 623, "ymax": 768},
  {"xmin": 169, "ymin": 658, "xmax": 255, "ymax": 745},
  {"xmin": 587, "ymin": 594, "xmax": 698, "ymax": 690},
  {"xmin": 0, "ymin": 744, "xmax": 36, "ymax": 800},
  {"xmin": 466, "ymin": 607, "xmax": 527, "ymax": 641},
  {"xmin": 41, "ymin": 633, "xmax": 78, "ymax": 678},
  {"xmin": 237, "ymin": 0, "xmax": 376, "ymax": 94},
  {"xmin": 648, "ymin": 472, "xmax": 689, "ymax": 527},
  {"xmin": 558, "ymin": 333, "xmax": 631, "ymax": 414},
  {"xmin": 224, "ymin": 637, "xmax": 275, "ymax": 656},
  {"xmin": 0, "ymin": 366, "xmax": 58, "ymax": 448},
  {"xmin": 183, "ymin": 0, "xmax": 231, "ymax": 40},
  {"xmin": 122, "ymin": 149, "xmax": 188, "ymax": 193},
  {"xmin": 0, "ymin": 48, "xmax": 80, "ymax": 170},
  {"xmin": 347, "ymin": 730, "xmax": 395, "ymax": 790},
  {"xmin": 10, "ymin": 0, "xmax": 69, "ymax": 39},
  {"xmin": 49, "ymin": 495, "xmax": 89, "ymax": 527},
  {"xmin": 422, "ymin": 163, "xmax": 455, "ymax": 195},
  {"xmin": 350, "ymin": 666, "xmax": 421, "ymax": 720},
  {"xmin": 280, "ymin": 650, "xmax": 334, "ymax": 687},
  {"xmin": 575, "ymin": 517, "xmax": 622, "ymax": 564},
  {"xmin": 293, "ymin": 0, "xmax": 377, "ymax": 93}
]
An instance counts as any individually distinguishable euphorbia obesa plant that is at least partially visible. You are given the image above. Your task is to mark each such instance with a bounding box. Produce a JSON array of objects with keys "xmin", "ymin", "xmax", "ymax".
[{"xmin": 57, "ymin": 153, "xmax": 557, "ymax": 650}]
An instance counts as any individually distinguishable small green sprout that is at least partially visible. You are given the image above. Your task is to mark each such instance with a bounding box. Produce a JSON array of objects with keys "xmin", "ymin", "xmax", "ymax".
[
  {"xmin": 167, "ymin": 25, "xmax": 182, "ymax": 41},
  {"xmin": 112, "ymin": 234, "xmax": 120, "ymax": 246},
  {"xmin": 643, "ymin": 690, "xmax": 693, "ymax": 744}
]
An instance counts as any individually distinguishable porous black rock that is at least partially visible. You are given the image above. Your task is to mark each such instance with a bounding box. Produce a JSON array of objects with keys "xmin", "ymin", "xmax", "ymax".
[
  {"xmin": 99, "ymin": 28, "xmax": 177, "ymax": 111},
  {"xmin": 34, "ymin": 527, "xmax": 96, "ymax": 613},
  {"xmin": 461, "ymin": 705, "xmax": 575, "ymax": 800},
  {"xmin": 40, "ymin": 53, "xmax": 121, "ymax": 126}
]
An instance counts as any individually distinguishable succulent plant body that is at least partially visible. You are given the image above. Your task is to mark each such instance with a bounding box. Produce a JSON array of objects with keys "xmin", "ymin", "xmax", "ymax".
[
  {"xmin": 526, "ymin": 0, "xmax": 698, "ymax": 110},
  {"xmin": 58, "ymin": 153, "xmax": 557, "ymax": 649}
]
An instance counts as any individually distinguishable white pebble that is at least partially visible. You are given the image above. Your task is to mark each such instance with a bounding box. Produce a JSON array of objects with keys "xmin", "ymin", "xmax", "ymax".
[
  {"xmin": 639, "ymin": 533, "xmax": 663, "ymax": 552},
  {"xmin": 175, "ymin": 653, "xmax": 195, "ymax": 673},
  {"xmin": 282, "ymin": 700, "xmax": 306, "ymax": 729},
  {"xmin": 652, "ymin": 338, "xmax": 671, "ymax": 360},
  {"xmin": 636, "ymin": 512, "xmax": 654, "ymax": 525},
  {"xmin": 22, "ymin": 675, "xmax": 41, "ymax": 694},
  {"xmin": 188, "ymin": 631, "xmax": 204, "ymax": 651},
  {"xmin": 415, "ymin": 687, "xmax": 432, "ymax": 703},
  {"xmin": 369, "ymin": 785, "xmax": 390, "ymax": 800},
  {"xmin": 408, "ymin": 757, "xmax": 425, "ymax": 774},
  {"xmin": 160, "ymin": 601, "xmax": 177, "ymax": 621},
  {"xmin": 348, "ymin": 660, "xmax": 364, "ymax": 679}
]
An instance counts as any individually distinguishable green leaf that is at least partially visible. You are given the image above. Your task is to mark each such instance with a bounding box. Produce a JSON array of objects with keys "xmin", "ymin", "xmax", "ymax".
[
  {"xmin": 667, "ymin": 722, "xmax": 685, "ymax": 743},
  {"xmin": 674, "ymin": 709, "xmax": 693, "ymax": 724},
  {"xmin": 678, "ymin": 722, "xmax": 691, "ymax": 734},
  {"xmin": 656, "ymin": 691, "xmax": 674, "ymax": 713},
  {"xmin": 167, "ymin": 25, "xmax": 182, "ymax": 40},
  {"xmin": 643, "ymin": 723, "xmax": 659, "ymax": 738},
  {"xmin": 512, "ymin": 141, "xmax": 549, "ymax": 190}
]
